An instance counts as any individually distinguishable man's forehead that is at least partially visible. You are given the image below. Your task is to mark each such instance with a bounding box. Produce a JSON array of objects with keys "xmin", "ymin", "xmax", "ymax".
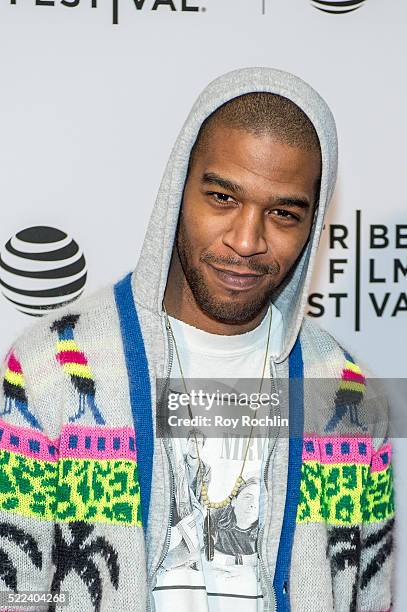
[{"xmin": 196, "ymin": 126, "xmax": 320, "ymax": 170}]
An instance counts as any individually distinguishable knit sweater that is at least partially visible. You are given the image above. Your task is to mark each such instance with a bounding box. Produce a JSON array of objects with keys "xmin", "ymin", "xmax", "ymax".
[
  {"xmin": 0, "ymin": 68, "xmax": 395, "ymax": 612},
  {"xmin": 0, "ymin": 278, "xmax": 395, "ymax": 612}
]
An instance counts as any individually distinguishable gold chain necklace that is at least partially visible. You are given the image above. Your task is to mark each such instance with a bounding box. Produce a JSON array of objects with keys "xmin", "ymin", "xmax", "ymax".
[{"xmin": 163, "ymin": 304, "xmax": 272, "ymax": 561}]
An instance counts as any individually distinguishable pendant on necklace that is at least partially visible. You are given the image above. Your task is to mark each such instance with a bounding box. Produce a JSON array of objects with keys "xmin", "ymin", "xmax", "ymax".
[{"xmin": 204, "ymin": 508, "xmax": 214, "ymax": 561}]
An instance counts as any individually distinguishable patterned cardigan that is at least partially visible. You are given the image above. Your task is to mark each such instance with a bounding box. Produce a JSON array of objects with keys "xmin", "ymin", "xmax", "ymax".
[{"xmin": 0, "ymin": 274, "xmax": 395, "ymax": 612}]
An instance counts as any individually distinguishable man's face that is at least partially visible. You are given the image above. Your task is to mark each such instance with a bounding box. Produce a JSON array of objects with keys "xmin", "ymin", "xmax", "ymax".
[
  {"xmin": 232, "ymin": 482, "xmax": 260, "ymax": 529},
  {"xmin": 187, "ymin": 435, "xmax": 205, "ymax": 459},
  {"xmin": 176, "ymin": 124, "xmax": 321, "ymax": 324}
]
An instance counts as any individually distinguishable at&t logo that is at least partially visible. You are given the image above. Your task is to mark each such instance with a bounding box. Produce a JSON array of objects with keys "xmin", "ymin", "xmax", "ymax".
[
  {"xmin": 310, "ymin": 0, "xmax": 367, "ymax": 14},
  {"xmin": 0, "ymin": 226, "xmax": 87, "ymax": 317},
  {"xmin": 262, "ymin": 0, "xmax": 367, "ymax": 15}
]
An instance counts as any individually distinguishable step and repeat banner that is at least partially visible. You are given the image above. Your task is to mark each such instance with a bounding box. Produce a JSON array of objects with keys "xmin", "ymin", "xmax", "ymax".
[{"xmin": 0, "ymin": 0, "xmax": 406, "ymax": 605}]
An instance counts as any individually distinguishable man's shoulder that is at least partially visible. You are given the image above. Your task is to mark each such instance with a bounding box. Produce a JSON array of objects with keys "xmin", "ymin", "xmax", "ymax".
[
  {"xmin": 299, "ymin": 315, "xmax": 367, "ymax": 376},
  {"xmin": 300, "ymin": 316, "xmax": 389, "ymax": 445},
  {"xmin": 0, "ymin": 276, "xmax": 126, "ymax": 434},
  {"xmin": 5, "ymin": 279, "xmax": 120, "ymax": 363},
  {"xmin": 300, "ymin": 314, "xmax": 348, "ymax": 351}
]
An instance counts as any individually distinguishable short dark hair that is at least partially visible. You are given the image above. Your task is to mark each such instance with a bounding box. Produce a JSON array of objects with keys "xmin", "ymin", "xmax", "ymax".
[
  {"xmin": 187, "ymin": 428, "xmax": 207, "ymax": 445},
  {"xmin": 189, "ymin": 92, "xmax": 321, "ymax": 173}
]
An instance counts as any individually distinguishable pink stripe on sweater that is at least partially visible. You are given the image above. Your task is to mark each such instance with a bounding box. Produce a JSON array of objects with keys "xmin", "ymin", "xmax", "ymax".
[
  {"xmin": 56, "ymin": 350, "xmax": 87, "ymax": 365},
  {"xmin": 303, "ymin": 436, "xmax": 372, "ymax": 464},
  {"xmin": 371, "ymin": 443, "xmax": 392, "ymax": 472},
  {"xmin": 342, "ymin": 369, "xmax": 366, "ymax": 384},
  {"xmin": 7, "ymin": 351, "xmax": 22, "ymax": 374},
  {"xmin": 60, "ymin": 424, "xmax": 137, "ymax": 461},
  {"xmin": 0, "ymin": 420, "xmax": 137, "ymax": 463},
  {"xmin": 0, "ymin": 418, "xmax": 59, "ymax": 462}
]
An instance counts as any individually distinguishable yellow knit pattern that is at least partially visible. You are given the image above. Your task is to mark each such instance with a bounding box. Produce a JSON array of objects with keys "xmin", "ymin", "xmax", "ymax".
[
  {"xmin": 345, "ymin": 361, "xmax": 362, "ymax": 375},
  {"xmin": 62, "ymin": 363, "xmax": 93, "ymax": 379},
  {"xmin": 56, "ymin": 458, "xmax": 141, "ymax": 525},
  {"xmin": 56, "ymin": 339, "xmax": 80, "ymax": 353},
  {"xmin": 0, "ymin": 449, "xmax": 57, "ymax": 520},
  {"xmin": 339, "ymin": 380, "xmax": 366, "ymax": 394},
  {"xmin": 296, "ymin": 460, "xmax": 394, "ymax": 525},
  {"xmin": 0, "ymin": 449, "xmax": 141, "ymax": 527},
  {"xmin": 4, "ymin": 370, "xmax": 25, "ymax": 388}
]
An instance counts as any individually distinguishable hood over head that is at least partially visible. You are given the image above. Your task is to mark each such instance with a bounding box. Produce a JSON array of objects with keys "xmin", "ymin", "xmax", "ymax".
[{"xmin": 131, "ymin": 67, "xmax": 338, "ymax": 364}]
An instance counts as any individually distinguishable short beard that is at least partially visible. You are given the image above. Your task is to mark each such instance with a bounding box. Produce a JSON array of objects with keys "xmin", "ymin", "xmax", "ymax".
[{"xmin": 176, "ymin": 217, "xmax": 280, "ymax": 326}]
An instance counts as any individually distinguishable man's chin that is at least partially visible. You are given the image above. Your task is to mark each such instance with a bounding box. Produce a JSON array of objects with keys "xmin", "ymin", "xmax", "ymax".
[
  {"xmin": 196, "ymin": 295, "xmax": 269, "ymax": 325},
  {"xmin": 185, "ymin": 267, "xmax": 273, "ymax": 324}
]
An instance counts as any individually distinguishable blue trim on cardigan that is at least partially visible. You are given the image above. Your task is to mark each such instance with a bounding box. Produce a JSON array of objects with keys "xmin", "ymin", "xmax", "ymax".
[
  {"xmin": 273, "ymin": 336, "xmax": 304, "ymax": 612},
  {"xmin": 114, "ymin": 272, "xmax": 154, "ymax": 533},
  {"xmin": 113, "ymin": 274, "xmax": 305, "ymax": 599}
]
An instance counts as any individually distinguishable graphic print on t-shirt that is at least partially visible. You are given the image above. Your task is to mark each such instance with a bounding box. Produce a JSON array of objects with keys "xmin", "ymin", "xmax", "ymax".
[
  {"xmin": 154, "ymin": 431, "xmax": 266, "ymax": 612},
  {"xmin": 153, "ymin": 305, "xmax": 283, "ymax": 612}
]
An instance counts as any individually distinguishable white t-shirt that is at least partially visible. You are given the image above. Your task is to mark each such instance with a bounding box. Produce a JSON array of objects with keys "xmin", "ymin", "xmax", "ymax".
[{"xmin": 153, "ymin": 304, "xmax": 283, "ymax": 612}]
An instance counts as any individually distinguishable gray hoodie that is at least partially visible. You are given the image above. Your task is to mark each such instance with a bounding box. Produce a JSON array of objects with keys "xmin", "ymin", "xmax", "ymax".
[{"xmin": 0, "ymin": 68, "xmax": 394, "ymax": 612}]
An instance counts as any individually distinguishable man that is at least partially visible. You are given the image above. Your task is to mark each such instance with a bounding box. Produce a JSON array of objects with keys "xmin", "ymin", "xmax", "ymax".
[
  {"xmin": 183, "ymin": 429, "xmax": 211, "ymax": 504},
  {"xmin": 0, "ymin": 68, "xmax": 394, "ymax": 612},
  {"xmin": 158, "ymin": 429, "xmax": 210, "ymax": 573}
]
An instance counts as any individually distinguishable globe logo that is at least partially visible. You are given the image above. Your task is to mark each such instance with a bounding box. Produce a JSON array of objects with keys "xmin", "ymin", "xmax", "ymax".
[
  {"xmin": 311, "ymin": 0, "xmax": 367, "ymax": 14},
  {"xmin": 0, "ymin": 226, "xmax": 87, "ymax": 316}
]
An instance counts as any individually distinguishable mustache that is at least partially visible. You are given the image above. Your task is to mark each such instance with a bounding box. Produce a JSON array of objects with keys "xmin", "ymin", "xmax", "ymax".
[{"xmin": 201, "ymin": 252, "xmax": 280, "ymax": 276}]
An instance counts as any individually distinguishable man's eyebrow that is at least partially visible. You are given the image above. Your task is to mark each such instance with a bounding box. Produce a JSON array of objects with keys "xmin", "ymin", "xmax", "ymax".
[
  {"xmin": 274, "ymin": 196, "xmax": 311, "ymax": 210},
  {"xmin": 201, "ymin": 172, "xmax": 245, "ymax": 196}
]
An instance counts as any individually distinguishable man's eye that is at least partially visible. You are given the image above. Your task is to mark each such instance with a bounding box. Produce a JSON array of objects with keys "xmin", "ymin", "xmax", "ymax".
[
  {"xmin": 270, "ymin": 209, "xmax": 298, "ymax": 220},
  {"xmin": 209, "ymin": 192, "xmax": 235, "ymax": 204}
]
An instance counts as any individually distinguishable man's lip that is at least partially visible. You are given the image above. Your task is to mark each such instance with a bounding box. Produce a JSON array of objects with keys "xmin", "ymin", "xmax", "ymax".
[
  {"xmin": 209, "ymin": 264, "xmax": 263, "ymax": 278},
  {"xmin": 207, "ymin": 263, "xmax": 265, "ymax": 290}
]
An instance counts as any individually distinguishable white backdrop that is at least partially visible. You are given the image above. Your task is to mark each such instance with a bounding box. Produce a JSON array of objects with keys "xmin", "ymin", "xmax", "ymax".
[{"xmin": 0, "ymin": 0, "xmax": 405, "ymax": 606}]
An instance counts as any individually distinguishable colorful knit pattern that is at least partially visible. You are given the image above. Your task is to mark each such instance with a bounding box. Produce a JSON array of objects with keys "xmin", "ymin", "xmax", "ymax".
[
  {"xmin": 337, "ymin": 353, "xmax": 366, "ymax": 399},
  {"xmin": 1, "ymin": 351, "xmax": 43, "ymax": 431},
  {"xmin": 325, "ymin": 352, "xmax": 367, "ymax": 432},
  {"xmin": 50, "ymin": 522, "xmax": 119, "ymax": 611},
  {"xmin": 296, "ymin": 436, "xmax": 394, "ymax": 525},
  {"xmin": 0, "ymin": 419, "xmax": 141, "ymax": 527},
  {"xmin": 50, "ymin": 315, "xmax": 105, "ymax": 425}
]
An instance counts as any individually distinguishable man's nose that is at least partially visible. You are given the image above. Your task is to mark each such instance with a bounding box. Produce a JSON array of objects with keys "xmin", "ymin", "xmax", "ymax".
[{"xmin": 222, "ymin": 207, "xmax": 268, "ymax": 258}]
